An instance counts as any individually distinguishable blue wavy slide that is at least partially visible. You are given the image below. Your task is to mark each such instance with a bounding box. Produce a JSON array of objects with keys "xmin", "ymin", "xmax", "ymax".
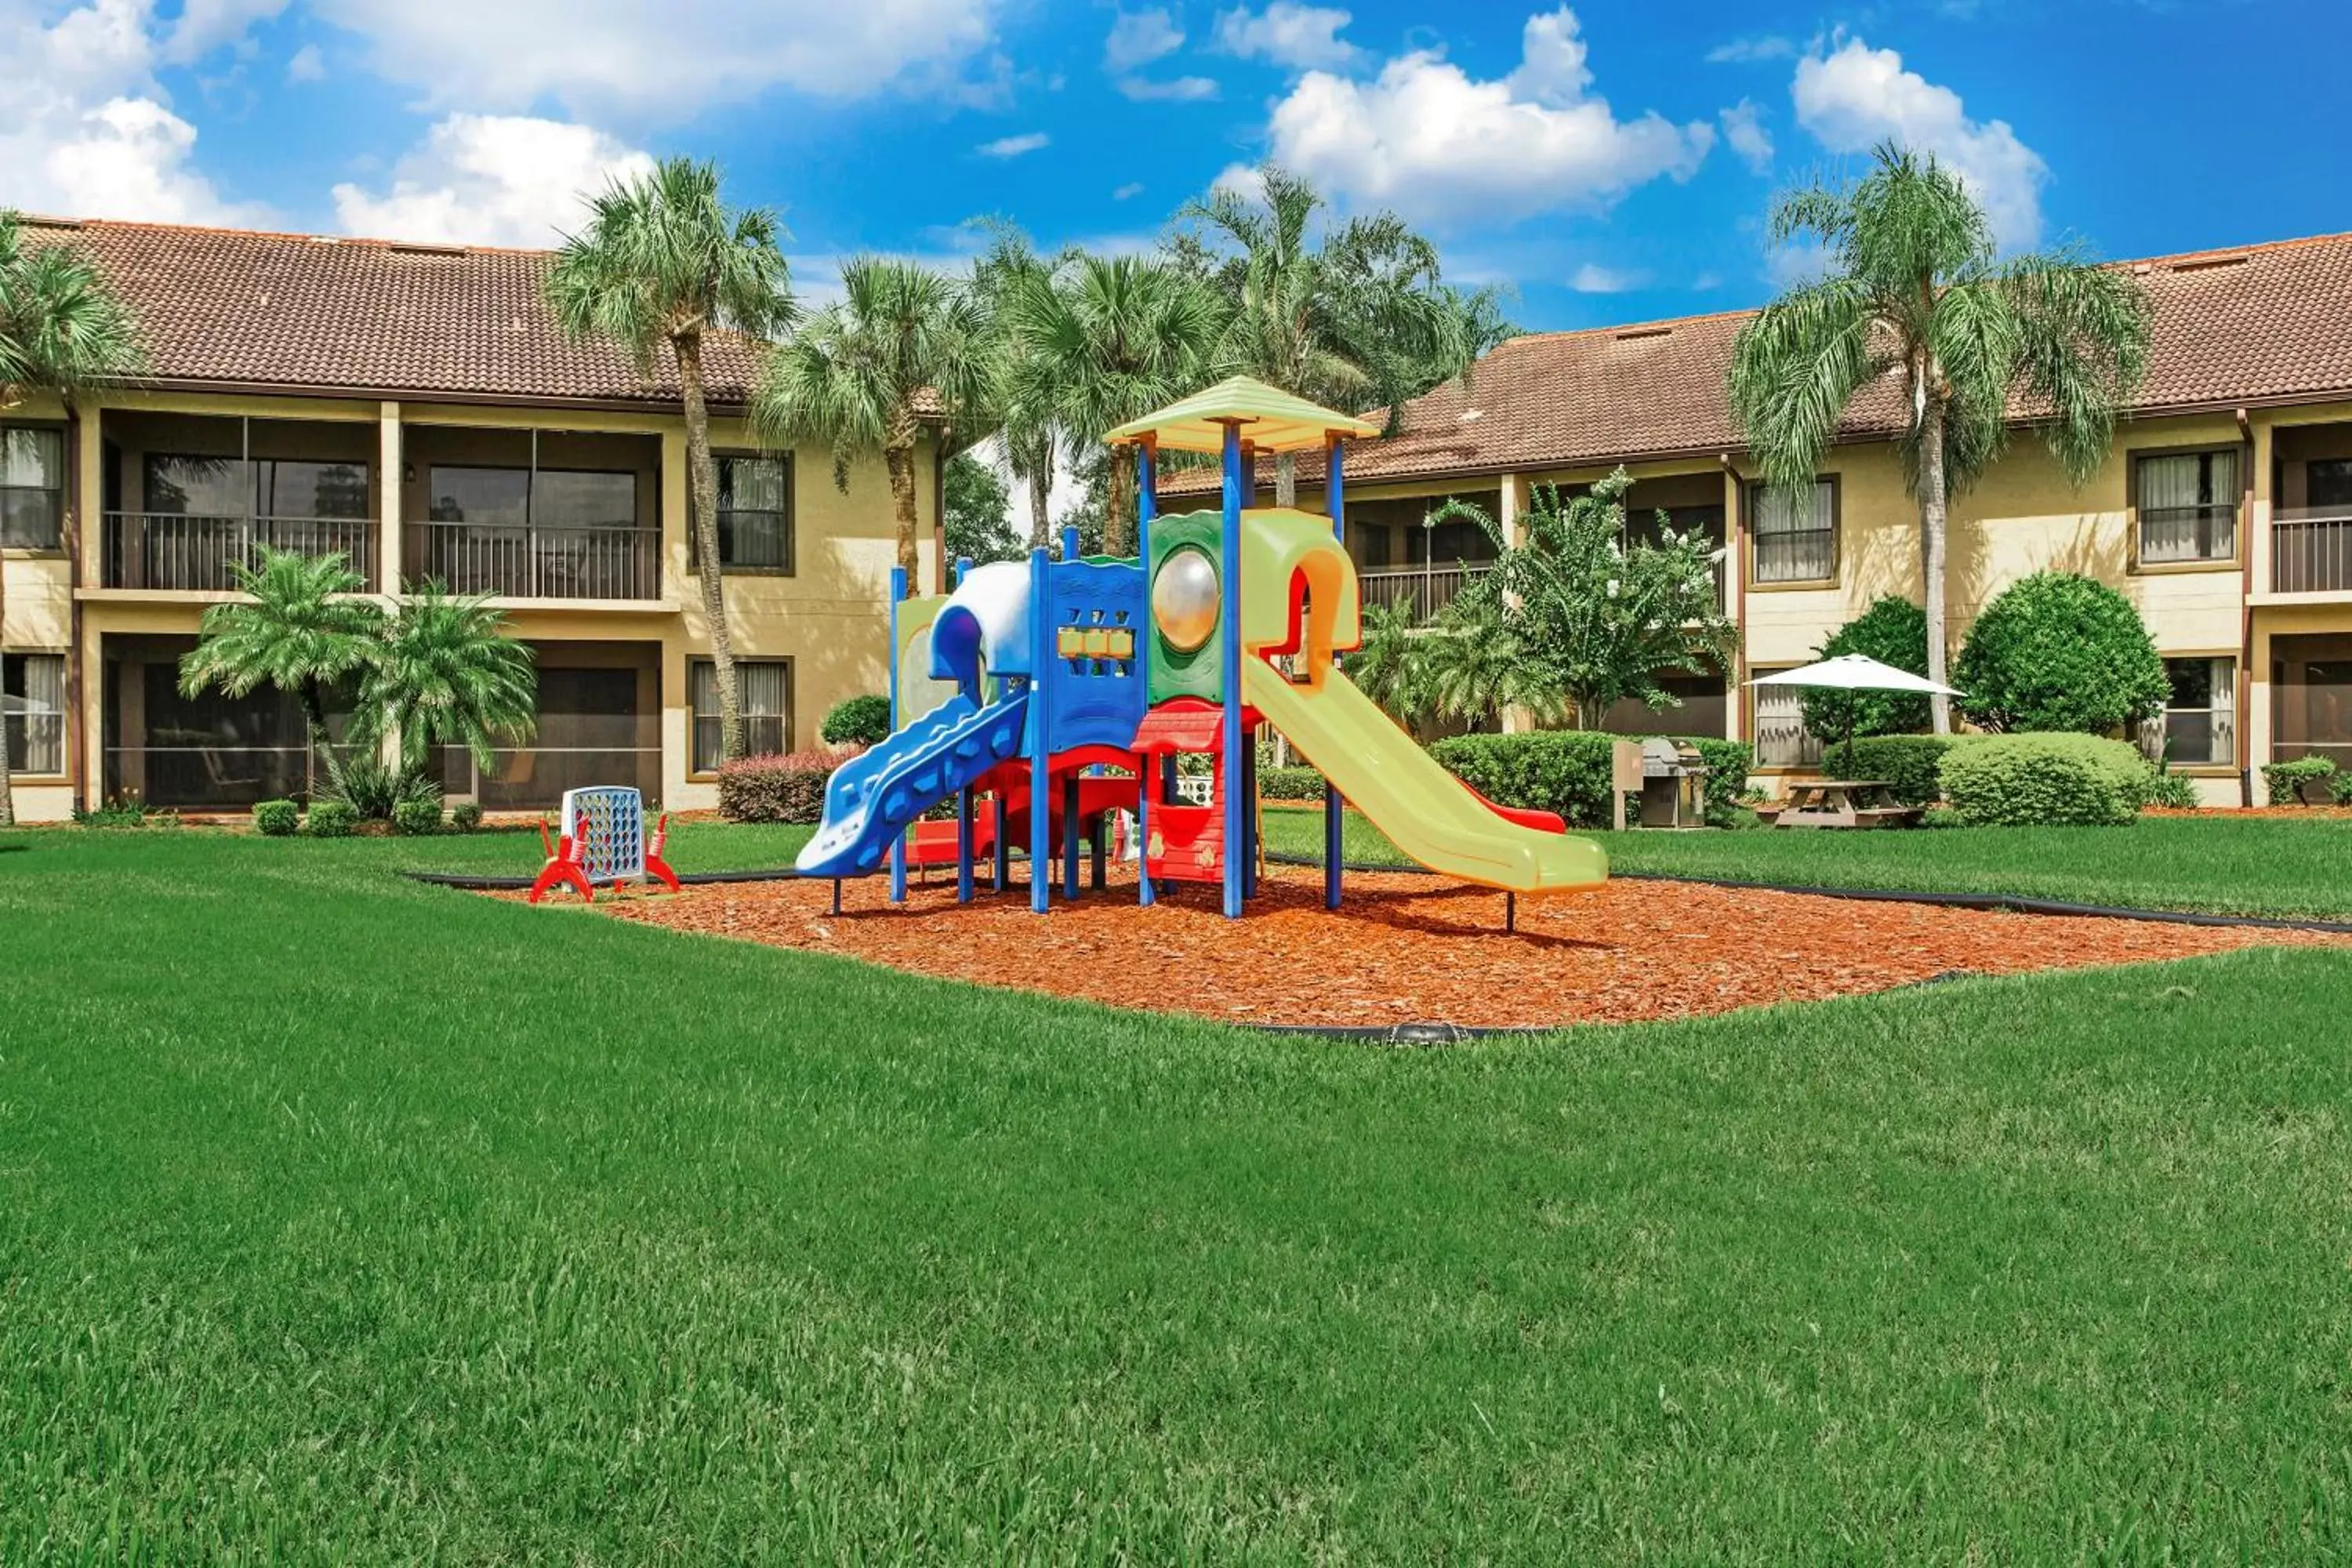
[{"xmin": 794, "ymin": 691, "xmax": 1031, "ymax": 878}]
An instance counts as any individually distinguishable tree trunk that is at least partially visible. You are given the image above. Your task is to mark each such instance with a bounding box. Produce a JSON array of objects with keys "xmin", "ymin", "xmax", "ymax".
[
  {"xmin": 299, "ymin": 676, "xmax": 336, "ymax": 797},
  {"xmin": 1105, "ymin": 445, "xmax": 1137, "ymax": 557},
  {"xmin": 1918, "ymin": 394, "xmax": 1953, "ymax": 735},
  {"xmin": 884, "ymin": 412, "xmax": 922, "ymax": 593},
  {"xmin": 1276, "ymin": 450, "xmax": 1297, "ymax": 509},
  {"xmin": 1028, "ymin": 466, "xmax": 1052, "ymax": 552},
  {"xmin": 677, "ymin": 334, "xmax": 744, "ymax": 762}
]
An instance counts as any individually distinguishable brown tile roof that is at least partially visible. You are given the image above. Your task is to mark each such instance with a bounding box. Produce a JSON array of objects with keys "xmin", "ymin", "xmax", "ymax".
[
  {"xmin": 1167, "ymin": 229, "xmax": 2352, "ymax": 494},
  {"xmin": 18, "ymin": 215, "xmax": 940, "ymax": 414}
]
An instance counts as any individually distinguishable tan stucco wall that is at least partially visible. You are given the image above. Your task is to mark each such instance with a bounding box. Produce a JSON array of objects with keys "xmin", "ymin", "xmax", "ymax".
[{"xmin": 6, "ymin": 388, "xmax": 929, "ymax": 822}]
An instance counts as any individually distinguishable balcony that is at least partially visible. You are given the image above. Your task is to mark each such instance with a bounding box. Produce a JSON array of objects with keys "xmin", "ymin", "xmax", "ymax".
[
  {"xmin": 402, "ymin": 521, "xmax": 660, "ymax": 601},
  {"xmin": 2272, "ymin": 506, "xmax": 2352, "ymax": 594},
  {"xmin": 103, "ymin": 511, "xmax": 376, "ymax": 591},
  {"xmin": 1359, "ymin": 562, "xmax": 1491, "ymax": 620}
]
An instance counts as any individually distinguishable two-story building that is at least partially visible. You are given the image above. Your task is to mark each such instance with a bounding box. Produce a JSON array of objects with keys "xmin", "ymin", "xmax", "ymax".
[
  {"xmin": 1, "ymin": 217, "xmax": 947, "ymax": 822},
  {"xmin": 1176, "ymin": 230, "xmax": 2352, "ymax": 805}
]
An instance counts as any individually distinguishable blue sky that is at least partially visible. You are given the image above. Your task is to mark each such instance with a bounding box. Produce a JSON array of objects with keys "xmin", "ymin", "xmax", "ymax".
[{"xmin": 4, "ymin": 0, "xmax": 2345, "ymax": 335}]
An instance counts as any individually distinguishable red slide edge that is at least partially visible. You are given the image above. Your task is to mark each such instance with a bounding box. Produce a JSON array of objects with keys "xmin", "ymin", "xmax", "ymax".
[{"xmin": 1457, "ymin": 779, "xmax": 1566, "ymax": 835}]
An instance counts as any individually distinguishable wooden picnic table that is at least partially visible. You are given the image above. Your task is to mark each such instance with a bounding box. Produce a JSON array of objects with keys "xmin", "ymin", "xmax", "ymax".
[{"xmin": 1753, "ymin": 779, "xmax": 1924, "ymax": 829}]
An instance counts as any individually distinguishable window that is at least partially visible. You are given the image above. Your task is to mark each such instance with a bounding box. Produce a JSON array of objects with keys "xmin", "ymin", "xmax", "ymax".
[
  {"xmin": 427, "ymin": 466, "xmax": 530, "ymax": 527},
  {"xmin": 1752, "ymin": 674, "xmax": 1822, "ymax": 768},
  {"xmin": 532, "ymin": 469, "xmax": 637, "ymax": 531},
  {"xmin": 4, "ymin": 652, "xmax": 65, "ymax": 775},
  {"xmin": 1356, "ymin": 524, "xmax": 1392, "ymax": 569},
  {"xmin": 2, "ymin": 427, "xmax": 66, "ymax": 549},
  {"xmin": 1748, "ymin": 479, "xmax": 1836, "ymax": 584},
  {"xmin": 145, "ymin": 454, "xmax": 372, "ymax": 521},
  {"xmin": 2136, "ymin": 448, "xmax": 2238, "ymax": 564},
  {"xmin": 715, "ymin": 455, "xmax": 792, "ymax": 571},
  {"xmin": 2143, "ymin": 656, "xmax": 2235, "ymax": 768},
  {"xmin": 2310, "ymin": 458, "xmax": 2352, "ymax": 510},
  {"xmin": 691, "ymin": 659, "xmax": 790, "ymax": 771},
  {"xmin": 256, "ymin": 459, "xmax": 370, "ymax": 520}
]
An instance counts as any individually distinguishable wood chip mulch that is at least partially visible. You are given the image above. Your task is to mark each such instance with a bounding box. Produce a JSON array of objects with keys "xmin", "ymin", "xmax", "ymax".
[{"xmin": 564, "ymin": 864, "xmax": 2349, "ymax": 1030}]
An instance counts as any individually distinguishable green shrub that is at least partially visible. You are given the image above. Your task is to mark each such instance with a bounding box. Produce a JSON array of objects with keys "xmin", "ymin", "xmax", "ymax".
[
  {"xmin": 390, "ymin": 798, "xmax": 445, "ymax": 836},
  {"xmin": 718, "ymin": 747, "xmax": 858, "ymax": 824},
  {"xmin": 322, "ymin": 754, "xmax": 442, "ymax": 820},
  {"xmin": 74, "ymin": 793, "xmax": 169, "ymax": 828},
  {"xmin": 306, "ymin": 800, "xmax": 361, "ymax": 838},
  {"xmin": 2143, "ymin": 765, "xmax": 2201, "ymax": 811},
  {"xmin": 1936, "ymin": 732, "xmax": 2152, "ymax": 826},
  {"xmin": 450, "ymin": 800, "xmax": 484, "ymax": 833},
  {"xmin": 252, "ymin": 799, "xmax": 300, "ymax": 837},
  {"xmin": 1954, "ymin": 572, "xmax": 2169, "ymax": 735},
  {"xmin": 2261, "ymin": 754, "xmax": 2339, "ymax": 806},
  {"xmin": 1840, "ymin": 735, "xmax": 1968, "ymax": 806},
  {"xmin": 820, "ymin": 695, "xmax": 894, "ymax": 748},
  {"xmin": 1258, "ymin": 765, "xmax": 1327, "ymax": 801},
  {"xmin": 1428, "ymin": 731, "xmax": 1750, "ymax": 829},
  {"xmin": 1802, "ymin": 596, "xmax": 1933, "ymax": 739}
]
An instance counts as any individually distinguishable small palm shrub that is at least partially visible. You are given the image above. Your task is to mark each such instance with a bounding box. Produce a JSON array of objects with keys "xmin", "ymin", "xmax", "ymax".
[
  {"xmin": 821, "ymin": 694, "xmax": 894, "ymax": 747},
  {"xmin": 2261, "ymin": 755, "xmax": 2338, "ymax": 806},
  {"xmin": 252, "ymin": 799, "xmax": 300, "ymax": 837},
  {"xmin": 306, "ymin": 800, "xmax": 360, "ymax": 838},
  {"xmin": 390, "ymin": 798, "xmax": 445, "ymax": 836},
  {"xmin": 719, "ymin": 747, "xmax": 861, "ymax": 823},
  {"xmin": 1937, "ymin": 733, "xmax": 2151, "ymax": 826},
  {"xmin": 2143, "ymin": 766, "xmax": 2201, "ymax": 811},
  {"xmin": 322, "ymin": 754, "xmax": 443, "ymax": 820}
]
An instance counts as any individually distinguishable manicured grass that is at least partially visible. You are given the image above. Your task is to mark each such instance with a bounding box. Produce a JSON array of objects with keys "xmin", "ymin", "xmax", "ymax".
[
  {"xmin": 4, "ymin": 826, "xmax": 2350, "ymax": 1560},
  {"xmin": 1264, "ymin": 804, "xmax": 2352, "ymax": 921}
]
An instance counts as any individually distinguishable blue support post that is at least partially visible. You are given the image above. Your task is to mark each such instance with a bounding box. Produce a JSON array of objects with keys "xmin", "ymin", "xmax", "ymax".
[
  {"xmin": 887, "ymin": 564, "xmax": 909, "ymax": 905},
  {"xmin": 955, "ymin": 554, "xmax": 973, "ymax": 589},
  {"xmin": 1029, "ymin": 549, "xmax": 1052, "ymax": 914},
  {"xmin": 1062, "ymin": 524, "xmax": 1081, "ymax": 562},
  {"xmin": 1218, "ymin": 421, "xmax": 1245, "ymax": 919},
  {"xmin": 1137, "ymin": 436, "xmax": 1156, "ymax": 907},
  {"xmin": 1324, "ymin": 433, "xmax": 1345, "ymax": 910}
]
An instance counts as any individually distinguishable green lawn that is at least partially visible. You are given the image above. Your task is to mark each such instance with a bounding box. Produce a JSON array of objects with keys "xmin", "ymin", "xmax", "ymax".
[
  {"xmin": 5, "ymin": 826, "xmax": 2350, "ymax": 1560},
  {"xmin": 1265, "ymin": 804, "xmax": 2352, "ymax": 921}
]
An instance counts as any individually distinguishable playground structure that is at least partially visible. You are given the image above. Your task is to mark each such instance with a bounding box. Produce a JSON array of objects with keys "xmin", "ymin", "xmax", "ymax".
[{"xmin": 794, "ymin": 376, "xmax": 1609, "ymax": 918}]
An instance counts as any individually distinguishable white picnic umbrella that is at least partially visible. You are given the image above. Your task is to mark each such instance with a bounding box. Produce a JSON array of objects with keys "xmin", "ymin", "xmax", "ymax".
[{"xmin": 1747, "ymin": 654, "xmax": 1962, "ymax": 771}]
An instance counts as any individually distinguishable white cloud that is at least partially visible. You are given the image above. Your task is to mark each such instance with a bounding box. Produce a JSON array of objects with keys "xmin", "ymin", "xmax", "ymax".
[
  {"xmin": 162, "ymin": 0, "xmax": 289, "ymax": 64},
  {"xmin": 1213, "ymin": 2, "xmax": 1359, "ymax": 70},
  {"xmin": 285, "ymin": 42, "xmax": 324, "ymax": 82},
  {"xmin": 1116, "ymin": 73, "xmax": 1218, "ymax": 101},
  {"xmin": 1258, "ymin": 7, "xmax": 1713, "ymax": 227},
  {"xmin": 1103, "ymin": 7, "xmax": 1184, "ymax": 71},
  {"xmin": 309, "ymin": 0, "xmax": 1003, "ymax": 120},
  {"xmin": 1720, "ymin": 98, "xmax": 1771, "ymax": 172},
  {"xmin": 330, "ymin": 113, "xmax": 655, "ymax": 248},
  {"xmin": 977, "ymin": 130, "xmax": 1048, "ymax": 158},
  {"xmin": 1112, "ymin": 180, "xmax": 1145, "ymax": 199},
  {"xmin": 0, "ymin": 0, "xmax": 264, "ymax": 223},
  {"xmin": 1792, "ymin": 35, "xmax": 2047, "ymax": 249},
  {"xmin": 1706, "ymin": 35, "xmax": 1794, "ymax": 64},
  {"xmin": 1569, "ymin": 263, "xmax": 1645, "ymax": 293}
]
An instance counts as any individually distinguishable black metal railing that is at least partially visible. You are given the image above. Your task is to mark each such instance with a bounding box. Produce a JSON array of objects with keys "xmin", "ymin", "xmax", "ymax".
[
  {"xmin": 2273, "ymin": 506, "xmax": 2352, "ymax": 593},
  {"xmin": 404, "ymin": 521, "xmax": 659, "ymax": 600},
  {"xmin": 103, "ymin": 512, "xmax": 376, "ymax": 590},
  {"xmin": 1358, "ymin": 563, "xmax": 1492, "ymax": 621}
]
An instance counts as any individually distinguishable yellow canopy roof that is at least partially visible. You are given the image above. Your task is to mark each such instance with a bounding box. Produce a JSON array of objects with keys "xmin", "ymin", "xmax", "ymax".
[{"xmin": 1104, "ymin": 375, "xmax": 1382, "ymax": 455}]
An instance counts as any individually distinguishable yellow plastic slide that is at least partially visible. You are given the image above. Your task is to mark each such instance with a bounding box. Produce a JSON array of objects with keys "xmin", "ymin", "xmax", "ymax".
[{"xmin": 1241, "ymin": 661, "xmax": 1608, "ymax": 895}]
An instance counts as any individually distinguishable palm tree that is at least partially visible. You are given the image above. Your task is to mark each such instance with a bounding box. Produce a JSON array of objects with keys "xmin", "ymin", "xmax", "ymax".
[
  {"xmin": 1, "ymin": 211, "xmax": 145, "ymax": 825},
  {"xmin": 997, "ymin": 254, "xmax": 1225, "ymax": 555},
  {"xmin": 358, "ymin": 583, "xmax": 537, "ymax": 773},
  {"xmin": 1346, "ymin": 601, "xmax": 1430, "ymax": 725},
  {"xmin": 969, "ymin": 227, "xmax": 1062, "ymax": 551},
  {"xmin": 1730, "ymin": 142, "xmax": 2152, "ymax": 732},
  {"xmin": 753, "ymin": 258, "xmax": 989, "ymax": 594},
  {"xmin": 178, "ymin": 548, "xmax": 384, "ymax": 792},
  {"xmin": 1181, "ymin": 165, "xmax": 1480, "ymax": 505},
  {"xmin": 1417, "ymin": 599, "xmax": 1563, "ymax": 731},
  {"xmin": 545, "ymin": 158, "xmax": 794, "ymax": 765}
]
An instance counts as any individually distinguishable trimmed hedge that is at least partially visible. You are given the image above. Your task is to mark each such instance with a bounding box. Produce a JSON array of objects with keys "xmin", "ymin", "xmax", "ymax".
[
  {"xmin": 820, "ymin": 695, "xmax": 894, "ymax": 748},
  {"xmin": 306, "ymin": 800, "xmax": 360, "ymax": 838},
  {"xmin": 1936, "ymin": 732, "xmax": 2151, "ymax": 827},
  {"xmin": 1838, "ymin": 735, "xmax": 1968, "ymax": 806},
  {"xmin": 1955, "ymin": 572, "xmax": 2168, "ymax": 735},
  {"xmin": 2261, "ymin": 755, "xmax": 2339, "ymax": 806},
  {"xmin": 252, "ymin": 799, "xmax": 299, "ymax": 837},
  {"xmin": 390, "ymin": 798, "xmax": 445, "ymax": 836},
  {"xmin": 450, "ymin": 800, "xmax": 484, "ymax": 833},
  {"xmin": 1428, "ymin": 731, "xmax": 1753, "ymax": 828},
  {"xmin": 719, "ymin": 747, "xmax": 861, "ymax": 824},
  {"xmin": 1258, "ymin": 765, "xmax": 1327, "ymax": 801}
]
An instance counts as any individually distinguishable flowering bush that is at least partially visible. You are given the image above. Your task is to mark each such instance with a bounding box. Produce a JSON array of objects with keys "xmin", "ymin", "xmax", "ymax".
[{"xmin": 717, "ymin": 746, "xmax": 862, "ymax": 824}]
